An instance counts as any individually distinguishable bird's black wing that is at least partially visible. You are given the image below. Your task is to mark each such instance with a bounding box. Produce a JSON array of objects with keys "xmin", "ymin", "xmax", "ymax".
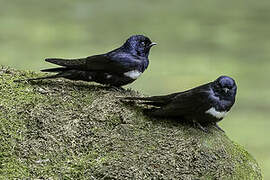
[
  {"xmin": 43, "ymin": 51, "xmax": 142, "ymax": 73},
  {"xmin": 123, "ymin": 83, "xmax": 212, "ymax": 106},
  {"xmin": 151, "ymin": 84, "xmax": 213, "ymax": 117},
  {"xmin": 123, "ymin": 83, "xmax": 213, "ymax": 116},
  {"xmin": 86, "ymin": 52, "xmax": 142, "ymax": 73}
]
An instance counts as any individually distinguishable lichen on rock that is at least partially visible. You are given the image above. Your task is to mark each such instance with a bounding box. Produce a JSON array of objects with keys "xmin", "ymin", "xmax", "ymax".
[{"xmin": 0, "ymin": 67, "xmax": 262, "ymax": 179}]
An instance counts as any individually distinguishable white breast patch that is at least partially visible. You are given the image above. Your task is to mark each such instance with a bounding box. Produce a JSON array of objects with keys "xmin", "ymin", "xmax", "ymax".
[
  {"xmin": 205, "ymin": 107, "xmax": 227, "ymax": 119},
  {"xmin": 106, "ymin": 74, "xmax": 112, "ymax": 79},
  {"xmin": 124, "ymin": 70, "xmax": 142, "ymax": 80}
]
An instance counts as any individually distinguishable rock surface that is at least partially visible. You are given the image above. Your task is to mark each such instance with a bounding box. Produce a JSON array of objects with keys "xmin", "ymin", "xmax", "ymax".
[{"xmin": 0, "ymin": 67, "xmax": 262, "ymax": 179}]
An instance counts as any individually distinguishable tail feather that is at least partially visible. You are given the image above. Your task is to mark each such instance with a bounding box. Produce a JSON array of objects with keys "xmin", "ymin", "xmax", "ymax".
[
  {"xmin": 137, "ymin": 101, "xmax": 166, "ymax": 106},
  {"xmin": 121, "ymin": 95, "xmax": 175, "ymax": 106},
  {"xmin": 122, "ymin": 96, "xmax": 152, "ymax": 101},
  {"xmin": 122, "ymin": 93, "xmax": 178, "ymax": 103},
  {"xmin": 45, "ymin": 58, "xmax": 86, "ymax": 68},
  {"xmin": 41, "ymin": 67, "xmax": 69, "ymax": 72}
]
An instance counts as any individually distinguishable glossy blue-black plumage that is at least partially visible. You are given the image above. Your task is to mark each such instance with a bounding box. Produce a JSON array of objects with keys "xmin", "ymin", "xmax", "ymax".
[
  {"xmin": 122, "ymin": 76, "xmax": 237, "ymax": 131},
  {"xmin": 20, "ymin": 35, "xmax": 156, "ymax": 87}
]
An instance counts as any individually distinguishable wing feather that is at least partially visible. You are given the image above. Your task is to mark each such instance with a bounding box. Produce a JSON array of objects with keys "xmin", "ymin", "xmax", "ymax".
[
  {"xmin": 45, "ymin": 52, "xmax": 141, "ymax": 73},
  {"xmin": 151, "ymin": 85, "xmax": 213, "ymax": 117}
]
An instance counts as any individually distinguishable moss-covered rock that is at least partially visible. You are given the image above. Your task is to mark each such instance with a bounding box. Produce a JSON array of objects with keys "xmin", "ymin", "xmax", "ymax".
[{"xmin": 0, "ymin": 67, "xmax": 262, "ymax": 179}]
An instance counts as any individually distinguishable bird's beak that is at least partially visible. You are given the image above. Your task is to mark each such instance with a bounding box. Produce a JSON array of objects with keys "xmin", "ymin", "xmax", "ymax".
[
  {"xmin": 223, "ymin": 88, "xmax": 229, "ymax": 93},
  {"xmin": 149, "ymin": 42, "xmax": 157, "ymax": 47}
]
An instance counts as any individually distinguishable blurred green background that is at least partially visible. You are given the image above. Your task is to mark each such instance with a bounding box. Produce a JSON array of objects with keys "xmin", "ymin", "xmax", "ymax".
[{"xmin": 1, "ymin": 0, "xmax": 269, "ymax": 178}]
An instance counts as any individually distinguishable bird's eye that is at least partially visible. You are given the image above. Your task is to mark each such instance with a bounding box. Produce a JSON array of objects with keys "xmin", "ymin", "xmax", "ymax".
[
  {"xmin": 141, "ymin": 42, "xmax": 145, "ymax": 46},
  {"xmin": 215, "ymin": 83, "xmax": 221, "ymax": 88}
]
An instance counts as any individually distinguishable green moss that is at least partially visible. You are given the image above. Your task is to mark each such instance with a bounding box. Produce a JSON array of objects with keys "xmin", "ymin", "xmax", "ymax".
[
  {"xmin": 230, "ymin": 142, "xmax": 262, "ymax": 180},
  {"xmin": 0, "ymin": 67, "xmax": 262, "ymax": 179}
]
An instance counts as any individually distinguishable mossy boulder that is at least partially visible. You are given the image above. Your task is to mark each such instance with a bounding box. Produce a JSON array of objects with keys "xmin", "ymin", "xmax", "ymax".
[{"xmin": 0, "ymin": 67, "xmax": 262, "ymax": 179}]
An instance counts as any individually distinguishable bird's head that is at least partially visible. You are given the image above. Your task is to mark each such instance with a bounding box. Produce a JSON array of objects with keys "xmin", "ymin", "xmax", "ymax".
[
  {"xmin": 212, "ymin": 76, "xmax": 237, "ymax": 99},
  {"xmin": 123, "ymin": 35, "xmax": 157, "ymax": 57}
]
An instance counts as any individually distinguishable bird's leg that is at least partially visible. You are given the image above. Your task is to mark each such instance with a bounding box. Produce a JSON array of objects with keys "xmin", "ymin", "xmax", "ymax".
[
  {"xmin": 214, "ymin": 123, "xmax": 225, "ymax": 133},
  {"xmin": 193, "ymin": 121, "xmax": 208, "ymax": 133}
]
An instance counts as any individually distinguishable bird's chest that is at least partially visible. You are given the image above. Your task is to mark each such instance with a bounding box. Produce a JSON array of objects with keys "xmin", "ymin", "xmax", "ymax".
[
  {"xmin": 123, "ymin": 58, "xmax": 148, "ymax": 79},
  {"xmin": 203, "ymin": 98, "xmax": 231, "ymax": 122},
  {"xmin": 123, "ymin": 70, "xmax": 142, "ymax": 80},
  {"xmin": 205, "ymin": 107, "xmax": 227, "ymax": 120},
  {"xmin": 191, "ymin": 107, "xmax": 226, "ymax": 124}
]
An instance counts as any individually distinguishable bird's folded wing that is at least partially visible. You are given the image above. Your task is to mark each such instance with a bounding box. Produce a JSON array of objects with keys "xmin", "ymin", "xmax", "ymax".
[
  {"xmin": 87, "ymin": 53, "xmax": 141, "ymax": 73},
  {"xmin": 151, "ymin": 90, "xmax": 212, "ymax": 117},
  {"xmin": 45, "ymin": 53, "xmax": 140, "ymax": 73}
]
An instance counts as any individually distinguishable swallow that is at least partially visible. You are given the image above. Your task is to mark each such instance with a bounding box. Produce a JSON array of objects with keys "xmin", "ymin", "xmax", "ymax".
[
  {"xmin": 121, "ymin": 76, "xmax": 237, "ymax": 132},
  {"xmin": 15, "ymin": 35, "xmax": 156, "ymax": 87}
]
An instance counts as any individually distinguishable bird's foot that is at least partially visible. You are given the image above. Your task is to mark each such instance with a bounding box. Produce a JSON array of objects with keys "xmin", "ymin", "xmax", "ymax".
[
  {"xmin": 107, "ymin": 86, "xmax": 125, "ymax": 92},
  {"xmin": 213, "ymin": 123, "xmax": 225, "ymax": 133}
]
